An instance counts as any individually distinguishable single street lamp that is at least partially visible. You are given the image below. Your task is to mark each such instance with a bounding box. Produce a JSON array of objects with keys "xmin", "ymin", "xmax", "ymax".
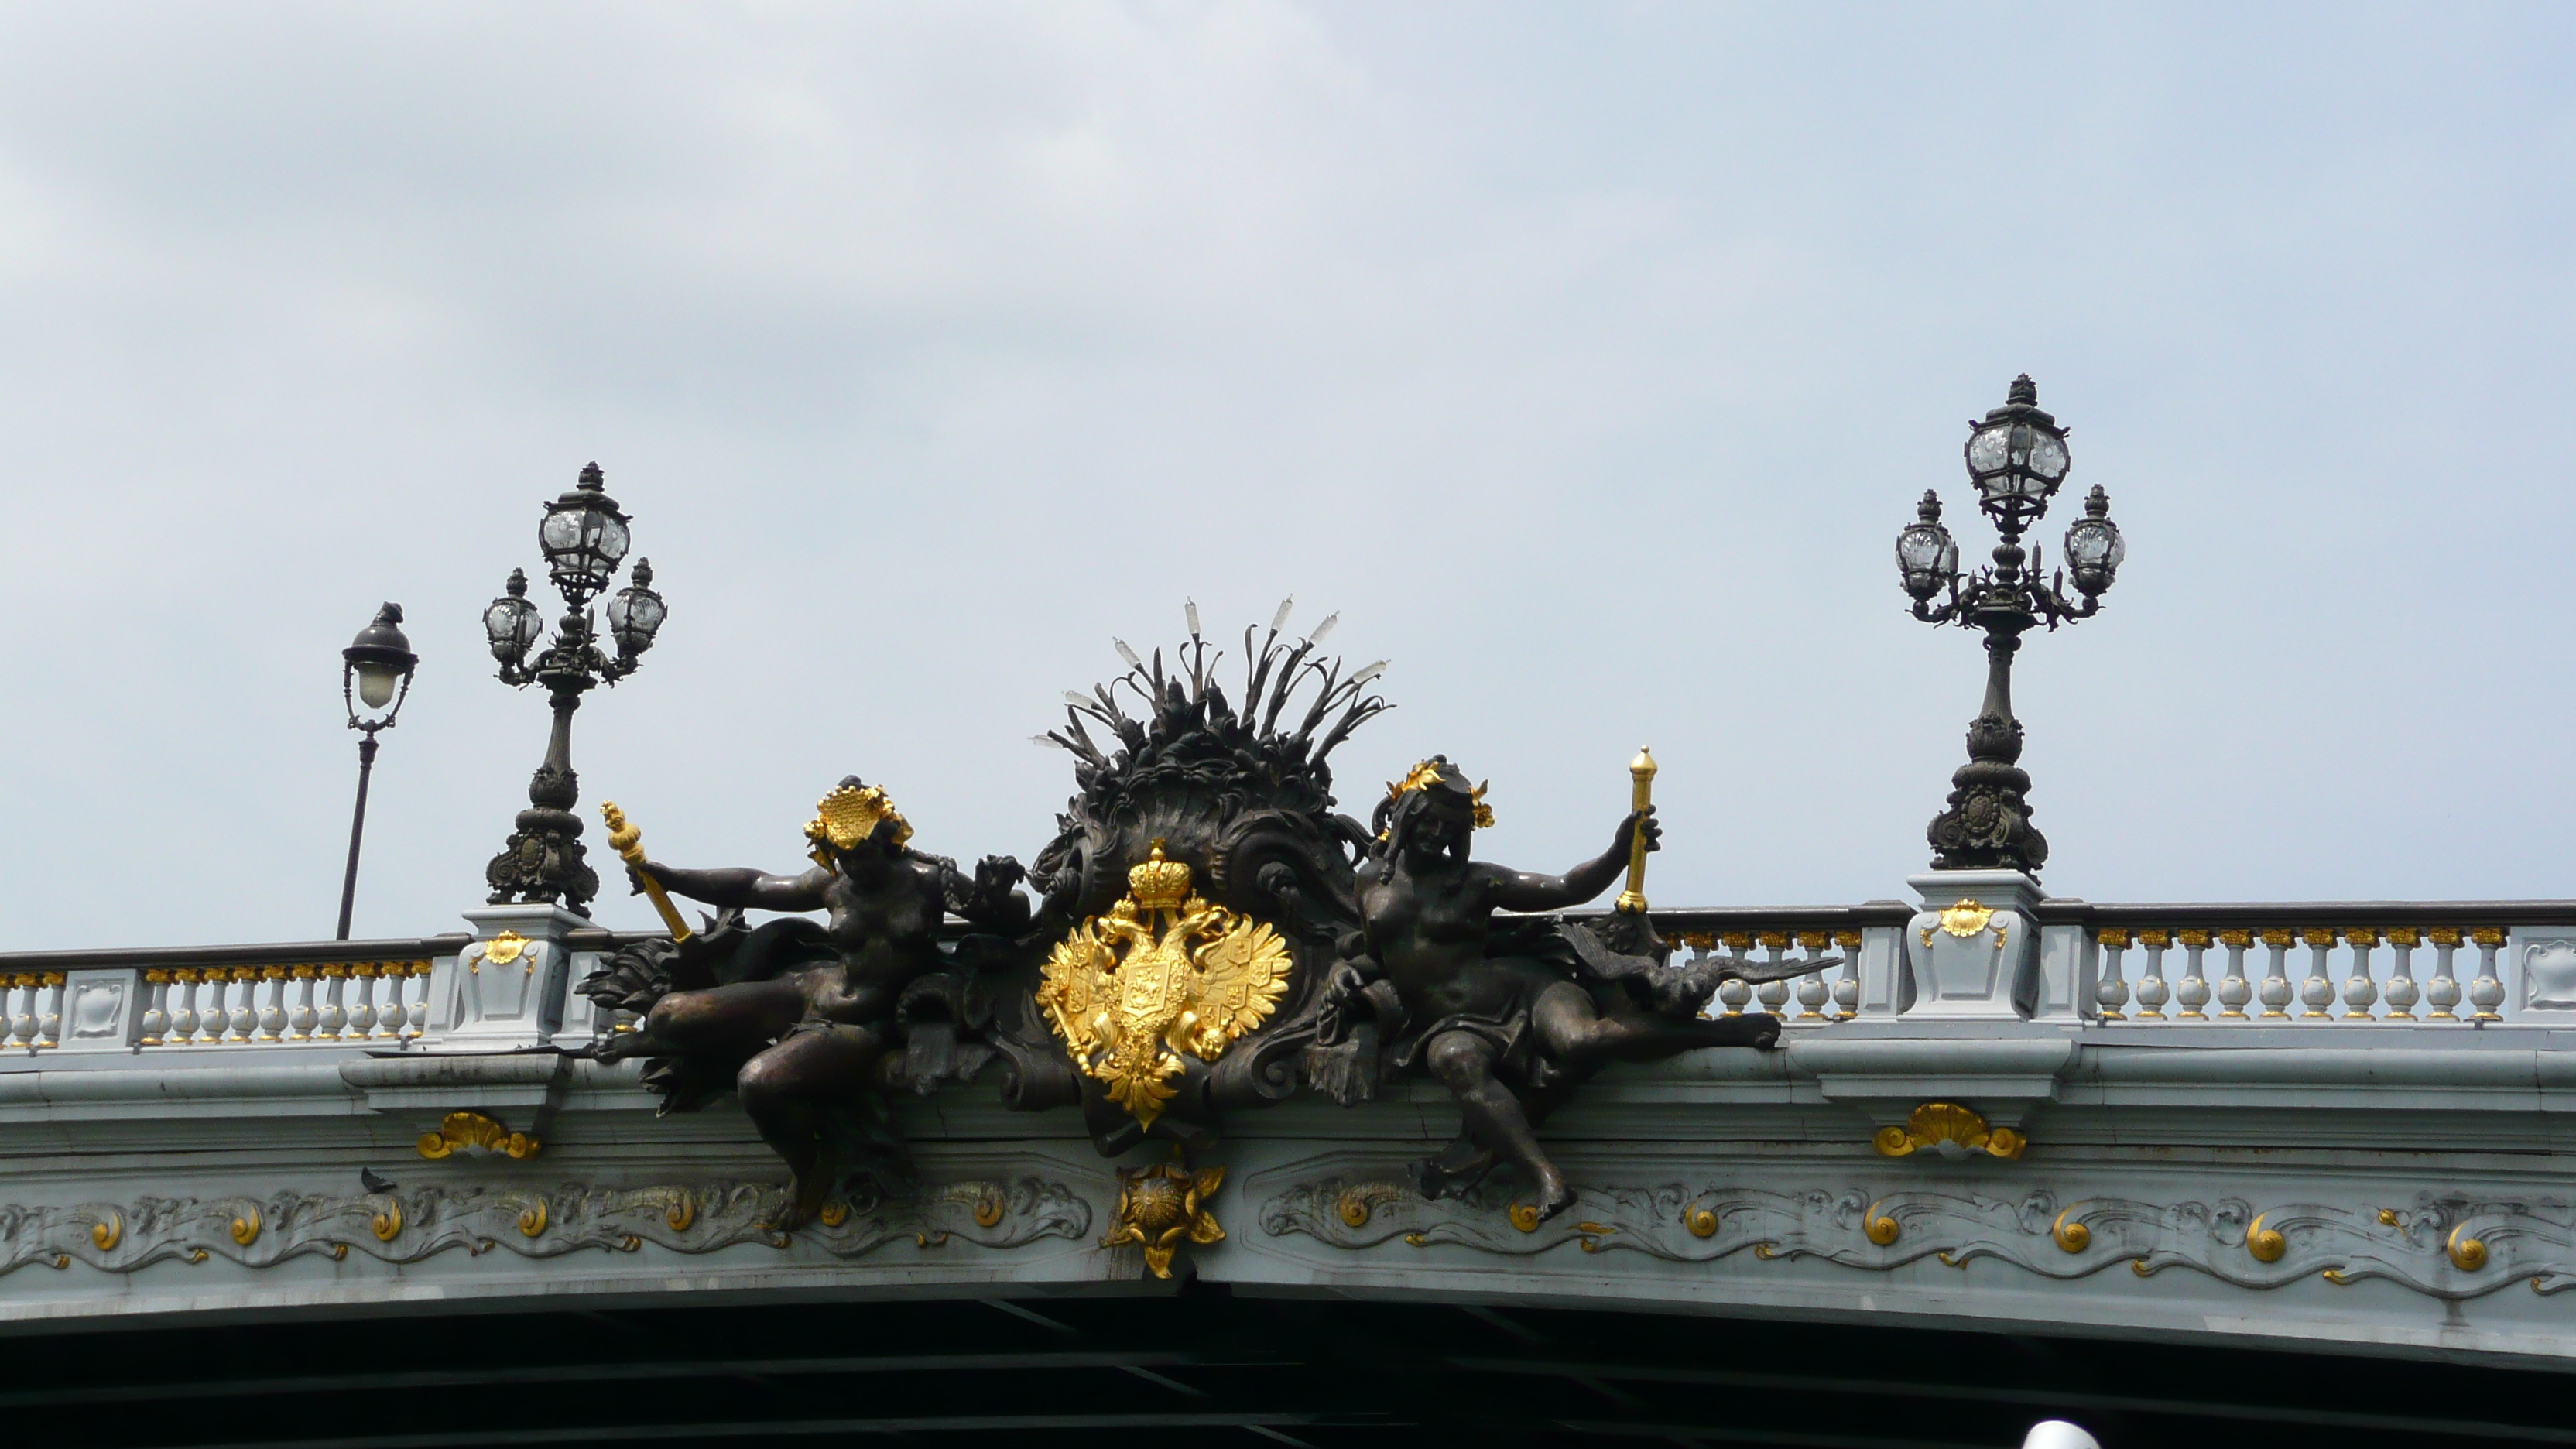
[
  {"xmin": 337, "ymin": 603, "xmax": 418, "ymax": 940},
  {"xmin": 1896, "ymin": 375, "xmax": 2126, "ymax": 877},
  {"xmin": 481, "ymin": 462, "xmax": 670, "ymax": 916}
]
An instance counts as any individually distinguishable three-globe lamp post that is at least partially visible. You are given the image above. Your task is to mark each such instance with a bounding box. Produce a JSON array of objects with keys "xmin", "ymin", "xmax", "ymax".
[
  {"xmin": 1896, "ymin": 375, "xmax": 2126, "ymax": 878},
  {"xmin": 480, "ymin": 463, "xmax": 669, "ymax": 916}
]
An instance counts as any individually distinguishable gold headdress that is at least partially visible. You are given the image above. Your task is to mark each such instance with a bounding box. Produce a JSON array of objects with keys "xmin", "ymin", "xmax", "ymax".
[
  {"xmin": 1388, "ymin": 759, "xmax": 1494, "ymax": 828},
  {"xmin": 804, "ymin": 780, "xmax": 912, "ymax": 855}
]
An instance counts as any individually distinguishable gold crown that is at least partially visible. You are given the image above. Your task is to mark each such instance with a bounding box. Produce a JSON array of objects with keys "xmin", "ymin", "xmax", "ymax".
[
  {"xmin": 804, "ymin": 782, "xmax": 912, "ymax": 852},
  {"xmin": 1388, "ymin": 760, "xmax": 1494, "ymax": 828},
  {"xmin": 1127, "ymin": 841, "xmax": 1194, "ymax": 913}
]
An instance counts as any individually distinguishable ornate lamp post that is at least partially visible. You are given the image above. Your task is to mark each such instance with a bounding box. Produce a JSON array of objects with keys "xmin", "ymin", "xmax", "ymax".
[
  {"xmin": 481, "ymin": 463, "xmax": 669, "ymax": 916},
  {"xmin": 1896, "ymin": 375, "xmax": 2125, "ymax": 878},
  {"xmin": 336, "ymin": 604, "xmax": 418, "ymax": 940}
]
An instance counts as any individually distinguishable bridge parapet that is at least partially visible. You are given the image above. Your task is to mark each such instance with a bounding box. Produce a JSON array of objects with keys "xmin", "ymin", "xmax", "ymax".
[{"xmin": 5, "ymin": 895, "xmax": 2576, "ymax": 1370}]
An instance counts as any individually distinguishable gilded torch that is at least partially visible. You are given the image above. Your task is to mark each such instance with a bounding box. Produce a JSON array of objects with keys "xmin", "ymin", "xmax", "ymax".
[
  {"xmin": 1615, "ymin": 747, "xmax": 1656, "ymax": 913},
  {"xmin": 600, "ymin": 801, "xmax": 692, "ymax": 942}
]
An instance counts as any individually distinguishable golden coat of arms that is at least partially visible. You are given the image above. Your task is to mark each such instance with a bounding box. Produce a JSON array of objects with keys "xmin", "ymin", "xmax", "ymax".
[{"xmin": 1037, "ymin": 841, "xmax": 1291, "ymax": 1128}]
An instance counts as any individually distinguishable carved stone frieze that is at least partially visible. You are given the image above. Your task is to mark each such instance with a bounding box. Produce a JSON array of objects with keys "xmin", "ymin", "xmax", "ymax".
[
  {"xmin": 0, "ymin": 1177, "xmax": 1089, "ymax": 1277},
  {"xmin": 1259, "ymin": 1175, "xmax": 2576, "ymax": 1301}
]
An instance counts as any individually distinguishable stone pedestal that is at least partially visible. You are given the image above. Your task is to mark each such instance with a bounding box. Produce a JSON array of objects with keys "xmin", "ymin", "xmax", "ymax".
[
  {"xmin": 1903, "ymin": 871, "xmax": 2042, "ymax": 1020},
  {"xmin": 422, "ymin": 904, "xmax": 584, "ymax": 1050}
]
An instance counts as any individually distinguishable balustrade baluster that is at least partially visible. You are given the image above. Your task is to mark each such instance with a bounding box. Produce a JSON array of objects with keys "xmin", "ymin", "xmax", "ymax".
[
  {"xmin": 2172, "ymin": 930, "xmax": 2209, "ymax": 1020},
  {"xmin": 2382, "ymin": 929, "xmax": 2420, "ymax": 1021},
  {"xmin": 1793, "ymin": 932, "xmax": 1832, "ymax": 1020},
  {"xmin": 227, "ymin": 967, "xmax": 259, "ymax": 1042},
  {"xmin": 402, "ymin": 961, "xmax": 430, "ymax": 1039},
  {"xmin": 7, "ymin": 974, "xmax": 36, "ymax": 1049},
  {"xmin": 286, "ymin": 966, "xmax": 319, "ymax": 1040},
  {"xmin": 1755, "ymin": 933, "xmax": 1791, "ymax": 1018},
  {"xmin": 2256, "ymin": 927, "xmax": 2296, "ymax": 1018},
  {"xmin": 2469, "ymin": 928, "xmax": 2506, "ymax": 1022},
  {"xmin": 139, "ymin": 969, "xmax": 170, "ymax": 1046},
  {"xmin": 2299, "ymin": 928, "xmax": 2338, "ymax": 1021},
  {"xmin": 2132, "ymin": 930, "xmax": 2170, "ymax": 1021},
  {"xmin": 2093, "ymin": 929, "xmax": 2129, "ymax": 1021},
  {"xmin": 2342, "ymin": 928, "xmax": 2379, "ymax": 1021},
  {"xmin": 345, "ymin": 964, "xmax": 379, "ymax": 1040},
  {"xmin": 168, "ymin": 968, "xmax": 200, "ymax": 1045},
  {"xmin": 2215, "ymin": 930, "xmax": 2252, "ymax": 1019},
  {"xmin": 34, "ymin": 973, "xmax": 62, "ymax": 1048},
  {"xmin": 255, "ymin": 966, "xmax": 288, "ymax": 1042},
  {"xmin": 2424, "ymin": 928, "xmax": 2462, "ymax": 1020},
  {"xmin": 316, "ymin": 964, "xmax": 347, "ymax": 1041},
  {"xmin": 1834, "ymin": 930, "xmax": 1862, "ymax": 1020}
]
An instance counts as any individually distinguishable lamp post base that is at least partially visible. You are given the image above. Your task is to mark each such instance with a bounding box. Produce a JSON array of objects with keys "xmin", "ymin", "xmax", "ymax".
[{"xmin": 485, "ymin": 803, "xmax": 598, "ymax": 917}]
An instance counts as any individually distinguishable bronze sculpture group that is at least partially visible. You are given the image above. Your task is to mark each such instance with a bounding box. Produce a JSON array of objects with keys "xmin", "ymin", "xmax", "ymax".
[{"xmin": 578, "ymin": 610, "xmax": 1809, "ymax": 1232}]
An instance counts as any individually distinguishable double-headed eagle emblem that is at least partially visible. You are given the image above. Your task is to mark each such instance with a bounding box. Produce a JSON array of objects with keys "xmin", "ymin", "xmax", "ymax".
[{"xmin": 1038, "ymin": 841, "xmax": 1291, "ymax": 1127}]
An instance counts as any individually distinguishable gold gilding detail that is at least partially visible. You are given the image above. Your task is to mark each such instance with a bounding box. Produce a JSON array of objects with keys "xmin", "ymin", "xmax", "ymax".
[
  {"xmin": 2448, "ymin": 1224, "xmax": 2488, "ymax": 1271},
  {"xmin": 817, "ymin": 1199, "xmax": 850, "ymax": 1228},
  {"xmin": 372, "ymin": 1200, "xmax": 402, "ymax": 1242},
  {"xmin": 475, "ymin": 931, "xmax": 529, "ymax": 971},
  {"xmin": 1873, "ymin": 1102, "xmax": 2023, "ymax": 1160},
  {"xmin": 1685, "ymin": 1205, "xmax": 1719, "ymax": 1238},
  {"xmin": 805, "ymin": 782, "xmax": 913, "ymax": 854},
  {"xmin": 1938, "ymin": 900, "xmax": 1996, "ymax": 938},
  {"xmin": 1104, "ymin": 1155, "xmax": 1225, "ymax": 1279},
  {"xmin": 1751, "ymin": 1242, "xmax": 1780, "ymax": 1259},
  {"xmin": 91, "ymin": 1211, "xmax": 122, "ymax": 1252},
  {"xmin": 1863, "ymin": 1201, "xmax": 1899, "ymax": 1246},
  {"xmin": 231, "ymin": 1207, "xmax": 262, "ymax": 1247},
  {"xmin": 2246, "ymin": 1213, "xmax": 2285, "ymax": 1263},
  {"xmin": 2427, "ymin": 927, "xmax": 2463, "ymax": 947},
  {"xmin": 2137, "ymin": 930, "xmax": 2170, "ymax": 949},
  {"xmin": 1389, "ymin": 760, "xmax": 1494, "ymax": 828},
  {"xmin": 1338, "ymin": 1192, "xmax": 1373, "ymax": 1229},
  {"xmin": 601, "ymin": 801, "xmax": 694, "ymax": 942},
  {"xmin": 1508, "ymin": 1202, "xmax": 1542, "ymax": 1234},
  {"xmin": 2471, "ymin": 927, "xmax": 2506, "ymax": 947},
  {"xmin": 2096, "ymin": 928, "xmax": 2129, "ymax": 949},
  {"xmin": 2386, "ymin": 927, "xmax": 2420, "ymax": 947},
  {"xmin": 1037, "ymin": 842, "xmax": 1290, "ymax": 1129},
  {"xmin": 517, "ymin": 1199, "xmax": 548, "ymax": 1238},
  {"xmin": 1615, "ymin": 747, "xmax": 1656, "ymax": 913},
  {"xmin": 971, "ymin": 1191, "xmax": 1006, "ymax": 1229},
  {"xmin": 2050, "ymin": 1210, "xmax": 2089, "ymax": 1253},
  {"xmin": 2216, "ymin": 929, "xmax": 2252, "ymax": 947},
  {"xmin": 416, "ymin": 1110, "xmax": 541, "ymax": 1160},
  {"xmin": 666, "ymin": 1194, "xmax": 696, "ymax": 1233}
]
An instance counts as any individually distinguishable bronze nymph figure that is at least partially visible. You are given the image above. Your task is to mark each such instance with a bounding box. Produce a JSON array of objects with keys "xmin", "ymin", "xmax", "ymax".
[
  {"xmin": 579, "ymin": 777, "xmax": 1028, "ymax": 1227},
  {"xmin": 1328, "ymin": 758, "xmax": 1782, "ymax": 1222}
]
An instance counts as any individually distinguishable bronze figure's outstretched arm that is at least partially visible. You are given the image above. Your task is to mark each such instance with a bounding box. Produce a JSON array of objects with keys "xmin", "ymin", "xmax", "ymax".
[
  {"xmin": 633, "ymin": 862, "xmax": 831, "ymax": 913},
  {"xmin": 1485, "ymin": 808, "xmax": 1659, "ymax": 913}
]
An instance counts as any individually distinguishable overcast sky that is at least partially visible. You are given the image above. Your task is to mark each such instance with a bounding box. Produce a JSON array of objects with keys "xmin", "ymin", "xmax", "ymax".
[{"xmin": 0, "ymin": 3, "xmax": 2569, "ymax": 950}]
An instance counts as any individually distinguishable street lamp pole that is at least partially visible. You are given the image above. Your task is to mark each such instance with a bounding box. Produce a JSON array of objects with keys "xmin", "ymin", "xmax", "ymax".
[
  {"xmin": 1895, "ymin": 375, "xmax": 2126, "ymax": 878},
  {"xmin": 481, "ymin": 464, "xmax": 670, "ymax": 916},
  {"xmin": 337, "ymin": 603, "xmax": 419, "ymax": 940}
]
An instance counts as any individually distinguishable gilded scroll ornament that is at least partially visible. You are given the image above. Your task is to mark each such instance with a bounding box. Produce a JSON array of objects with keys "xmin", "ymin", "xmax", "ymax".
[
  {"xmin": 416, "ymin": 1110, "xmax": 541, "ymax": 1160},
  {"xmin": 472, "ymin": 930, "xmax": 529, "ymax": 973},
  {"xmin": 1873, "ymin": 1102, "xmax": 2025, "ymax": 1161},
  {"xmin": 1105, "ymin": 1154, "xmax": 1226, "ymax": 1279},
  {"xmin": 0, "ymin": 1177, "xmax": 1089, "ymax": 1279},
  {"xmin": 1038, "ymin": 841, "xmax": 1290, "ymax": 1129}
]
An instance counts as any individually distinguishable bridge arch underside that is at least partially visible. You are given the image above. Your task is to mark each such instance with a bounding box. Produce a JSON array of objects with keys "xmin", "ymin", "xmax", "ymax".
[{"xmin": 0, "ymin": 1291, "xmax": 2567, "ymax": 1448}]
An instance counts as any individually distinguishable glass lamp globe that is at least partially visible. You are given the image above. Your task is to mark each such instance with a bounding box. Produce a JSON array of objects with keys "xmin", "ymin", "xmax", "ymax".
[
  {"xmin": 2062, "ymin": 485, "xmax": 2126, "ymax": 596},
  {"xmin": 1895, "ymin": 491, "xmax": 1960, "ymax": 601},
  {"xmin": 538, "ymin": 461, "xmax": 632, "ymax": 602},
  {"xmin": 1964, "ymin": 375, "xmax": 2071, "ymax": 531},
  {"xmin": 605, "ymin": 557, "xmax": 668, "ymax": 659},
  {"xmin": 342, "ymin": 602, "xmax": 418, "ymax": 721},
  {"xmin": 484, "ymin": 569, "xmax": 544, "ymax": 665}
]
